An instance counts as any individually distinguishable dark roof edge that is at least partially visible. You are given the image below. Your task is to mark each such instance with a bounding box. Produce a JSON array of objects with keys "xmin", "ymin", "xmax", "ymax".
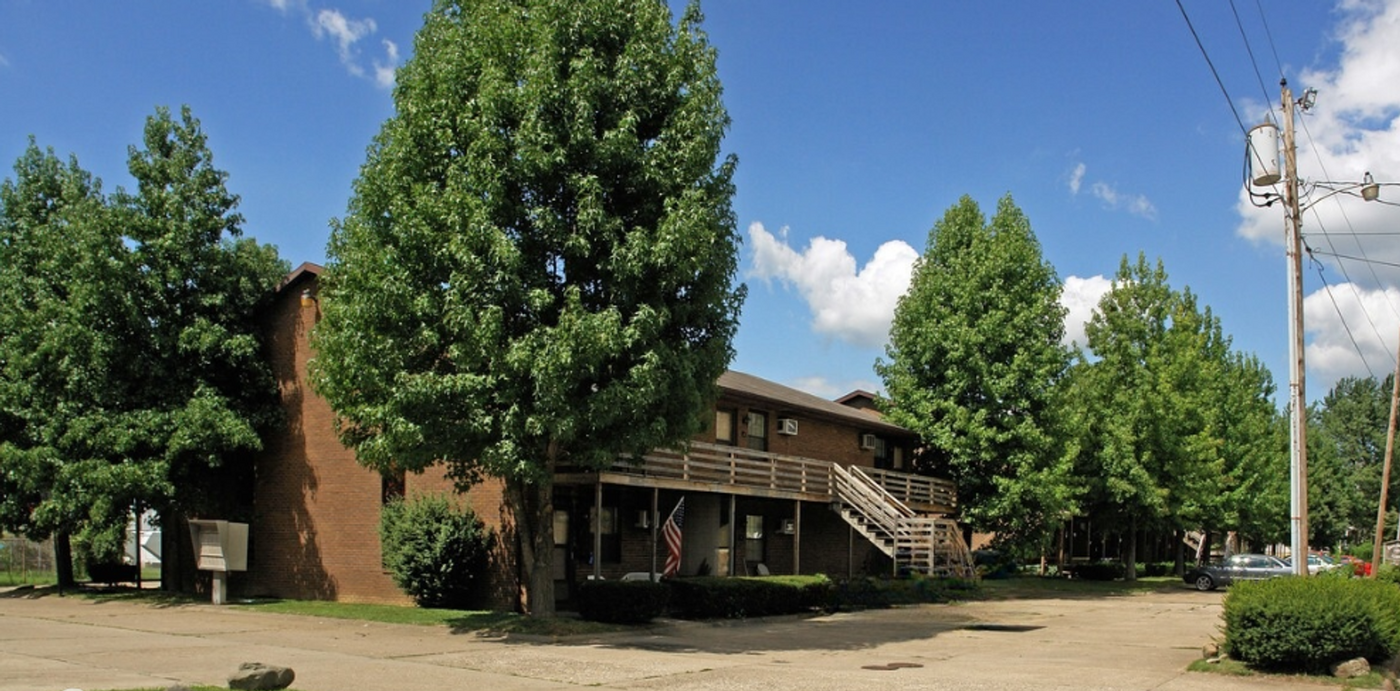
[
  {"xmin": 718, "ymin": 370, "xmax": 913, "ymax": 437},
  {"xmin": 276, "ymin": 262, "xmax": 325, "ymax": 294}
]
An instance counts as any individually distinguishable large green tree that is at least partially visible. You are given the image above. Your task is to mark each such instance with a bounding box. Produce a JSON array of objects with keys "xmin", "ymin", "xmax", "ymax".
[
  {"xmin": 1308, "ymin": 375, "xmax": 1395, "ymax": 548},
  {"xmin": 0, "ymin": 108, "xmax": 285, "ymax": 586},
  {"xmin": 1067, "ymin": 254, "xmax": 1283, "ymax": 576},
  {"xmin": 312, "ymin": 0, "xmax": 743, "ymax": 616},
  {"xmin": 877, "ymin": 195, "xmax": 1074, "ymax": 547}
]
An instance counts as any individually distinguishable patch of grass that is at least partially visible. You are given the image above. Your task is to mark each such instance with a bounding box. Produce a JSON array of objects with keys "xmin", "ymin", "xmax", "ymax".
[
  {"xmin": 1188, "ymin": 658, "xmax": 1388, "ymax": 689},
  {"xmin": 0, "ymin": 571, "xmax": 58, "ymax": 587},
  {"xmin": 975, "ymin": 575, "xmax": 1181, "ymax": 600},
  {"xmin": 232, "ymin": 598, "xmax": 628, "ymax": 636}
]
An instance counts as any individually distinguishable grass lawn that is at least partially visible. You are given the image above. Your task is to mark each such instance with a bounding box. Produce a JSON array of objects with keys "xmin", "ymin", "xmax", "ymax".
[
  {"xmin": 1187, "ymin": 658, "xmax": 1387, "ymax": 689},
  {"xmin": 976, "ymin": 574, "xmax": 1184, "ymax": 599},
  {"xmin": 57, "ymin": 586, "xmax": 629, "ymax": 637}
]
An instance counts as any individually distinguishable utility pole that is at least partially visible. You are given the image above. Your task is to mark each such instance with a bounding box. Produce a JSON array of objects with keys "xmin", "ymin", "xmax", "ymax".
[
  {"xmin": 1281, "ymin": 80, "xmax": 1311, "ymax": 576},
  {"xmin": 1373, "ymin": 327, "xmax": 1400, "ymax": 576}
]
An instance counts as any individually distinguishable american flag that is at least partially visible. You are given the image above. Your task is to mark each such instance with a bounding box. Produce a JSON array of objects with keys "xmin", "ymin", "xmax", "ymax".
[{"xmin": 662, "ymin": 496, "xmax": 686, "ymax": 578}]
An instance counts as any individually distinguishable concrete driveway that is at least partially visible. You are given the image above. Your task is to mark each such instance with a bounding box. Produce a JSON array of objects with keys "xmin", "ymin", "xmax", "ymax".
[{"xmin": 0, "ymin": 585, "xmax": 1350, "ymax": 691}]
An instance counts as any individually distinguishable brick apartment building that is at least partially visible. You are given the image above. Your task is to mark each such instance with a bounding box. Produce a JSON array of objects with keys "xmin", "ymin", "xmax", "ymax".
[{"xmin": 238, "ymin": 263, "xmax": 968, "ymax": 610}]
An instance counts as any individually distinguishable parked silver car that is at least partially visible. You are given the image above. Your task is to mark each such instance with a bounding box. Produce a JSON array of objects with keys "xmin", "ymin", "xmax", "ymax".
[{"xmin": 1183, "ymin": 553, "xmax": 1291, "ymax": 591}]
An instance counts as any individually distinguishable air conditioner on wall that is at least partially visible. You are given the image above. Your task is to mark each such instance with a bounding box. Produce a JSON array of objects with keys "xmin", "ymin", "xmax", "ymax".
[
  {"xmin": 777, "ymin": 418, "xmax": 799, "ymax": 436},
  {"xmin": 860, "ymin": 433, "xmax": 877, "ymax": 450}
]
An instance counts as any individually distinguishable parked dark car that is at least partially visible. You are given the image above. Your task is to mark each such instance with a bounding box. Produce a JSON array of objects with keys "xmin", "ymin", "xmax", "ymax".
[{"xmin": 1183, "ymin": 553, "xmax": 1291, "ymax": 591}]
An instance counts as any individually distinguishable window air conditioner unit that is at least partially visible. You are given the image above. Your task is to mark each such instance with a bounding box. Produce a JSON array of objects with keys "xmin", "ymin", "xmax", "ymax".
[
  {"xmin": 860, "ymin": 433, "xmax": 877, "ymax": 450},
  {"xmin": 780, "ymin": 519, "xmax": 795, "ymax": 535},
  {"xmin": 777, "ymin": 418, "xmax": 799, "ymax": 436}
]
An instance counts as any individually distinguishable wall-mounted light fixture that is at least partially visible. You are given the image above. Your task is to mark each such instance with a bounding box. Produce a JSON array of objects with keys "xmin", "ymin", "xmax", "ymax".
[{"xmin": 300, "ymin": 289, "xmax": 317, "ymax": 308}]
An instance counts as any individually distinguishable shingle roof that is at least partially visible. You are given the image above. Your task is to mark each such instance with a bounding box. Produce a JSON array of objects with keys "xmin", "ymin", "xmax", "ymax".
[{"xmin": 718, "ymin": 370, "xmax": 912, "ymax": 437}]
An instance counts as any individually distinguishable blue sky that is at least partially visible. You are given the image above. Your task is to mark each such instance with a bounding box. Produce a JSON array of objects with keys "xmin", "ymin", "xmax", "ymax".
[{"xmin": 3, "ymin": 0, "xmax": 1398, "ymax": 403}]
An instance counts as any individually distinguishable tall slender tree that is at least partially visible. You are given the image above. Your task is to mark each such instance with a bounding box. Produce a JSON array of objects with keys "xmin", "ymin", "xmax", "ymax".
[
  {"xmin": 877, "ymin": 194, "xmax": 1074, "ymax": 547},
  {"xmin": 312, "ymin": 0, "xmax": 743, "ymax": 616},
  {"xmin": 0, "ymin": 108, "xmax": 285, "ymax": 585}
]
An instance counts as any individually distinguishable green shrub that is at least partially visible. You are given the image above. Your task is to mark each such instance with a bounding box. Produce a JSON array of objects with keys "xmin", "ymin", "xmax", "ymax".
[
  {"xmin": 1223, "ymin": 576, "xmax": 1400, "ymax": 673},
  {"xmin": 1376, "ymin": 564, "xmax": 1400, "ymax": 587},
  {"xmin": 1072, "ymin": 561, "xmax": 1123, "ymax": 581},
  {"xmin": 378, "ymin": 494, "xmax": 493, "ymax": 609},
  {"xmin": 576, "ymin": 580, "xmax": 670, "ymax": 624}
]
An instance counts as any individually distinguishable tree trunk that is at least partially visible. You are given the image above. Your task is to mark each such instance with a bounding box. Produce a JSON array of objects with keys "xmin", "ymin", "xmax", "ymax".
[
  {"xmin": 1173, "ymin": 528, "xmax": 1186, "ymax": 577},
  {"xmin": 1124, "ymin": 519, "xmax": 1138, "ymax": 582},
  {"xmin": 505, "ymin": 442, "xmax": 557, "ymax": 617},
  {"xmin": 54, "ymin": 531, "xmax": 76, "ymax": 590}
]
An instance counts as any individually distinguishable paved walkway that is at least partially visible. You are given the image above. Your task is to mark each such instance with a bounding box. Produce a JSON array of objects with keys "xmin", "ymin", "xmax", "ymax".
[{"xmin": 0, "ymin": 586, "xmax": 1350, "ymax": 691}]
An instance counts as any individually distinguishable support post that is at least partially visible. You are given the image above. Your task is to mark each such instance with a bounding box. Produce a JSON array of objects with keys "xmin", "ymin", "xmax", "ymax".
[
  {"xmin": 1372, "ymin": 326, "xmax": 1400, "ymax": 576},
  {"xmin": 793, "ymin": 500, "xmax": 802, "ymax": 575},
  {"xmin": 593, "ymin": 477, "xmax": 603, "ymax": 580},
  {"xmin": 728, "ymin": 494, "xmax": 737, "ymax": 576},
  {"xmin": 650, "ymin": 487, "xmax": 659, "ymax": 581}
]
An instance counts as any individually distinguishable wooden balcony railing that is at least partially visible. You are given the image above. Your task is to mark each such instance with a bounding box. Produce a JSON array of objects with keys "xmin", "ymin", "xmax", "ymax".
[{"xmin": 566, "ymin": 441, "xmax": 956, "ymax": 514}]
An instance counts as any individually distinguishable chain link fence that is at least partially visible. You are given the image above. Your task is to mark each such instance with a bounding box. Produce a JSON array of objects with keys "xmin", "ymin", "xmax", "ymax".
[{"xmin": 1, "ymin": 533, "xmax": 56, "ymax": 585}]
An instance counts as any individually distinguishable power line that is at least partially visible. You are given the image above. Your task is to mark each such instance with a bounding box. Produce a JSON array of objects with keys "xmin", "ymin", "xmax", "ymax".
[
  {"xmin": 1304, "ymin": 234, "xmax": 1391, "ymax": 372},
  {"xmin": 1307, "ymin": 250, "xmax": 1400, "ymax": 271},
  {"xmin": 1308, "ymin": 254, "xmax": 1380, "ymax": 377},
  {"xmin": 1175, "ymin": 0, "xmax": 1248, "ymax": 134},
  {"xmin": 1252, "ymin": 0, "xmax": 1285, "ymax": 82},
  {"xmin": 1230, "ymin": 0, "xmax": 1275, "ymax": 115},
  {"xmin": 1296, "ymin": 114, "xmax": 1400, "ymax": 322}
]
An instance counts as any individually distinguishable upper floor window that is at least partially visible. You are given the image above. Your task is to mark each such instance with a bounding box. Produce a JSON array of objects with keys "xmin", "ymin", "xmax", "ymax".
[
  {"xmin": 746, "ymin": 411, "xmax": 768, "ymax": 452},
  {"xmin": 715, "ymin": 408, "xmax": 736, "ymax": 445}
]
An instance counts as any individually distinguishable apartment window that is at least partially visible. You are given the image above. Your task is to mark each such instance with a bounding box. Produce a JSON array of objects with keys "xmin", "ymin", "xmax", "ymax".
[
  {"xmin": 715, "ymin": 408, "xmax": 737, "ymax": 445},
  {"xmin": 746, "ymin": 411, "xmax": 768, "ymax": 452},
  {"xmin": 744, "ymin": 515, "xmax": 765, "ymax": 563},
  {"xmin": 873, "ymin": 436, "xmax": 892, "ymax": 470},
  {"xmin": 381, "ymin": 469, "xmax": 406, "ymax": 505}
]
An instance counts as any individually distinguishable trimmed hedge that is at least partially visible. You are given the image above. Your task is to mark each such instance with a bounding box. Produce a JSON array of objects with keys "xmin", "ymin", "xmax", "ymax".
[
  {"xmin": 667, "ymin": 576, "xmax": 828, "ymax": 618},
  {"xmin": 576, "ymin": 580, "xmax": 670, "ymax": 624},
  {"xmin": 1223, "ymin": 576, "xmax": 1400, "ymax": 673},
  {"xmin": 662, "ymin": 574, "xmax": 975, "ymax": 619}
]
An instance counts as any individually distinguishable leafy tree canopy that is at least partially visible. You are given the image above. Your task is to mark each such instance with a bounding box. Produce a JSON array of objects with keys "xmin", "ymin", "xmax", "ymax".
[
  {"xmin": 311, "ymin": 0, "xmax": 743, "ymax": 615},
  {"xmin": 877, "ymin": 194, "xmax": 1074, "ymax": 545},
  {"xmin": 0, "ymin": 107, "xmax": 286, "ymax": 581}
]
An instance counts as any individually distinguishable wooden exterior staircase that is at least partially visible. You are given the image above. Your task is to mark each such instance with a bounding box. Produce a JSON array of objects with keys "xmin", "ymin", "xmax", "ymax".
[{"xmin": 832, "ymin": 464, "xmax": 975, "ymax": 579}]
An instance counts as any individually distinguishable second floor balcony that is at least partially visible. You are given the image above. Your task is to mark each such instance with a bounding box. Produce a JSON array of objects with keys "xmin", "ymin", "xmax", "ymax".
[{"xmin": 556, "ymin": 441, "xmax": 956, "ymax": 516}]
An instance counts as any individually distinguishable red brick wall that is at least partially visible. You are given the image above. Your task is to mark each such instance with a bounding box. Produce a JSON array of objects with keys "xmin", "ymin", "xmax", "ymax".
[
  {"xmin": 701, "ymin": 393, "xmax": 916, "ymax": 470},
  {"xmin": 247, "ymin": 274, "xmax": 517, "ymax": 608}
]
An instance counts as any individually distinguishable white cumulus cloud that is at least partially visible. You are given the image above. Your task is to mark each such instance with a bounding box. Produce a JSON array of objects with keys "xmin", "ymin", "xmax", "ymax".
[
  {"xmin": 1068, "ymin": 162, "xmax": 1086, "ymax": 195},
  {"xmin": 748, "ymin": 222, "xmax": 918, "ymax": 349},
  {"xmin": 373, "ymin": 39, "xmax": 399, "ymax": 88},
  {"xmin": 1236, "ymin": 0, "xmax": 1400, "ymax": 286},
  {"xmin": 1068, "ymin": 162, "xmax": 1157, "ymax": 220},
  {"xmin": 313, "ymin": 9, "xmax": 376, "ymax": 77},
  {"xmin": 257, "ymin": 1, "xmax": 398, "ymax": 88},
  {"xmin": 1060, "ymin": 274, "xmax": 1113, "ymax": 349},
  {"xmin": 787, "ymin": 376, "xmax": 882, "ymax": 399},
  {"xmin": 1304, "ymin": 282, "xmax": 1400, "ymax": 394}
]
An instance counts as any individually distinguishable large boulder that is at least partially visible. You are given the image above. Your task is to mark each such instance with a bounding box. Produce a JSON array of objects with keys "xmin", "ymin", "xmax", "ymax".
[
  {"xmin": 228, "ymin": 662, "xmax": 295, "ymax": 690},
  {"xmin": 1330, "ymin": 657, "xmax": 1370, "ymax": 679}
]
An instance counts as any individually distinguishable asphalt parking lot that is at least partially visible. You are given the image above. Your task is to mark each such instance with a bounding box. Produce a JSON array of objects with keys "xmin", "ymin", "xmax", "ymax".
[{"xmin": 0, "ymin": 585, "xmax": 1350, "ymax": 691}]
